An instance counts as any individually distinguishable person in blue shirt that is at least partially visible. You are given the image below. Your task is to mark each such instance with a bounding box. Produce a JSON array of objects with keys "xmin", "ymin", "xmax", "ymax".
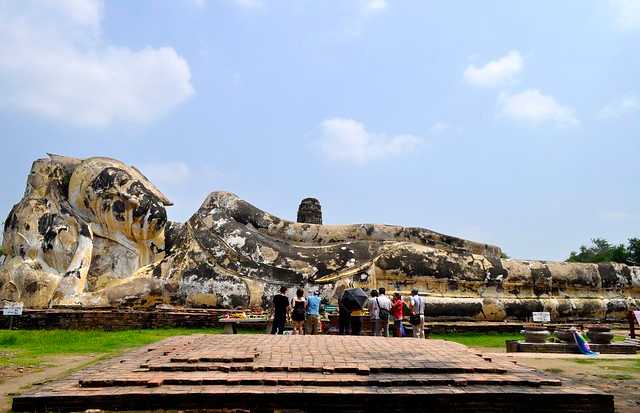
[{"xmin": 305, "ymin": 290, "xmax": 322, "ymax": 335}]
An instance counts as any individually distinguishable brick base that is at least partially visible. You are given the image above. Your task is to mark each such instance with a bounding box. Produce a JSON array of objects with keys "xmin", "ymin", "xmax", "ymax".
[{"xmin": 13, "ymin": 335, "xmax": 614, "ymax": 413}]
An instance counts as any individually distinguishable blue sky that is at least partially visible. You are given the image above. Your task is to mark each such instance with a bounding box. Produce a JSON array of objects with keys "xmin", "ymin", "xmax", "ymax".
[{"xmin": 1, "ymin": 0, "xmax": 639, "ymax": 260}]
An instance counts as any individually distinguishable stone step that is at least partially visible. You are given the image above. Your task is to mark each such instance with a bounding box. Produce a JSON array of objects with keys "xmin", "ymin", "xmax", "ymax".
[{"xmin": 79, "ymin": 372, "xmax": 558, "ymax": 388}]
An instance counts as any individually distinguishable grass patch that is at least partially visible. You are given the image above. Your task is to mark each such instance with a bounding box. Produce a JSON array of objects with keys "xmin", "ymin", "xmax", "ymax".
[
  {"xmin": 571, "ymin": 359, "xmax": 598, "ymax": 365},
  {"xmin": 595, "ymin": 373, "xmax": 634, "ymax": 381},
  {"xmin": 571, "ymin": 358, "xmax": 640, "ymax": 368},
  {"xmin": 0, "ymin": 328, "xmax": 222, "ymax": 355},
  {"xmin": 430, "ymin": 332, "xmax": 522, "ymax": 348},
  {"xmin": 568, "ymin": 358, "xmax": 640, "ymax": 376},
  {"xmin": 604, "ymin": 364, "xmax": 640, "ymax": 373},
  {"xmin": 0, "ymin": 328, "xmax": 223, "ymax": 371},
  {"xmin": 544, "ymin": 368, "xmax": 564, "ymax": 374},
  {"xmin": 0, "ymin": 353, "xmax": 43, "ymax": 369},
  {"xmin": 0, "ymin": 335, "xmax": 18, "ymax": 346}
]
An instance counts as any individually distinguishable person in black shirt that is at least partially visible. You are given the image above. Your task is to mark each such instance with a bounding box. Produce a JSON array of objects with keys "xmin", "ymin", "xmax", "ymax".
[
  {"xmin": 338, "ymin": 292, "xmax": 351, "ymax": 335},
  {"xmin": 271, "ymin": 286, "xmax": 290, "ymax": 334}
]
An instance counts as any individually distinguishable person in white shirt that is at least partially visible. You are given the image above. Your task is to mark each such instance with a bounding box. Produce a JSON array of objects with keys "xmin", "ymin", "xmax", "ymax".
[
  {"xmin": 410, "ymin": 288, "xmax": 426, "ymax": 338},
  {"xmin": 367, "ymin": 290, "xmax": 379, "ymax": 335},
  {"xmin": 375, "ymin": 287, "xmax": 392, "ymax": 337}
]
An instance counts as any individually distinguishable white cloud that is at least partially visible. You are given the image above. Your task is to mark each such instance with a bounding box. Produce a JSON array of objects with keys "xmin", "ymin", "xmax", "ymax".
[
  {"xmin": 361, "ymin": 0, "xmax": 387, "ymax": 14},
  {"xmin": 464, "ymin": 50, "xmax": 523, "ymax": 88},
  {"xmin": 609, "ymin": 0, "xmax": 640, "ymax": 31},
  {"xmin": 598, "ymin": 95, "xmax": 640, "ymax": 119},
  {"xmin": 319, "ymin": 118, "xmax": 422, "ymax": 165},
  {"xmin": 230, "ymin": 0, "xmax": 263, "ymax": 9},
  {"xmin": 497, "ymin": 89, "xmax": 579, "ymax": 127},
  {"xmin": 193, "ymin": 0, "xmax": 263, "ymax": 11},
  {"xmin": 139, "ymin": 162, "xmax": 191, "ymax": 186},
  {"xmin": 0, "ymin": 1, "xmax": 194, "ymax": 127},
  {"xmin": 225, "ymin": 0, "xmax": 265, "ymax": 10},
  {"xmin": 339, "ymin": 0, "xmax": 388, "ymax": 36},
  {"xmin": 191, "ymin": 0, "xmax": 207, "ymax": 7},
  {"xmin": 429, "ymin": 121, "xmax": 450, "ymax": 134},
  {"xmin": 48, "ymin": 0, "xmax": 104, "ymax": 28}
]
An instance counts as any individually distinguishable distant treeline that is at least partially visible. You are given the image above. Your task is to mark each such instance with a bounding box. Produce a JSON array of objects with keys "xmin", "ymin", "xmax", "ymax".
[{"xmin": 567, "ymin": 238, "xmax": 640, "ymax": 266}]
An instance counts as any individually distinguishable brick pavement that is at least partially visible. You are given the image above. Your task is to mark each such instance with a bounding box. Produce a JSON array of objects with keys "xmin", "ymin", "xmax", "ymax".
[{"xmin": 13, "ymin": 335, "xmax": 614, "ymax": 412}]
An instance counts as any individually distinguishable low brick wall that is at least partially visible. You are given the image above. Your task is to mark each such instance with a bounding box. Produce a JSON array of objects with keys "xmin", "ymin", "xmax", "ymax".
[
  {"xmin": 515, "ymin": 342, "xmax": 637, "ymax": 354},
  {"xmin": 1, "ymin": 307, "xmax": 632, "ymax": 333},
  {"xmin": 426, "ymin": 321, "xmax": 525, "ymax": 333},
  {"xmin": 0, "ymin": 308, "xmax": 232, "ymax": 330}
]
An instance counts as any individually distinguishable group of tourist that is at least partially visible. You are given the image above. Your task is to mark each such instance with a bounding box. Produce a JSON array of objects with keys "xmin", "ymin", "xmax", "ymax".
[
  {"xmin": 359, "ymin": 288, "xmax": 425, "ymax": 338},
  {"xmin": 270, "ymin": 285, "xmax": 426, "ymax": 338},
  {"xmin": 270, "ymin": 286, "xmax": 322, "ymax": 335}
]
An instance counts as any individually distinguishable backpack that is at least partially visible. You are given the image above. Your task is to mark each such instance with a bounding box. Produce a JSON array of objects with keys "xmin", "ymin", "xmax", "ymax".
[{"xmin": 376, "ymin": 297, "xmax": 391, "ymax": 320}]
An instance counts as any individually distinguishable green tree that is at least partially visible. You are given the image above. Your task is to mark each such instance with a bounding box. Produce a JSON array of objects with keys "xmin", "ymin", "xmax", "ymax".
[
  {"xmin": 627, "ymin": 238, "xmax": 640, "ymax": 265},
  {"xmin": 567, "ymin": 238, "xmax": 630, "ymax": 264}
]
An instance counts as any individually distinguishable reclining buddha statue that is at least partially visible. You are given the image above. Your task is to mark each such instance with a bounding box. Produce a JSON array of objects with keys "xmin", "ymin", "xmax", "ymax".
[{"xmin": 1, "ymin": 154, "xmax": 638, "ymax": 321}]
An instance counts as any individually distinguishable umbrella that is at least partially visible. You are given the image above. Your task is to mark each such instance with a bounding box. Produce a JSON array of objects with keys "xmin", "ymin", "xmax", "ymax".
[{"xmin": 340, "ymin": 288, "xmax": 368, "ymax": 311}]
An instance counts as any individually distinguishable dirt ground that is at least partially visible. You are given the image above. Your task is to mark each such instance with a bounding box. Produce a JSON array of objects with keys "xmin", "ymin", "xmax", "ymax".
[
  {"xmin": 482, "ymin": 350, "xmax": 640, "ymax": 413},
  {"xmin": 0, "ymin": 354, "xmax": 96, "ymax": 413}
]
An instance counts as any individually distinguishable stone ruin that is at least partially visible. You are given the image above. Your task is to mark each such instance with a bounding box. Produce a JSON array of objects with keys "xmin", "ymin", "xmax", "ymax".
[
  {"xmin": 1, "ymin": 154, "xmax": 639, "ymax": 321},
  {"xmin": 297, "ymin": 198, "xmax": 322, "ymax": 225}
]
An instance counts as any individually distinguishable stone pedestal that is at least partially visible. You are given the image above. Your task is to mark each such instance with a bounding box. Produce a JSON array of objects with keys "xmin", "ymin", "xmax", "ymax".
[
  {"xmin": 554, "ymin": 329, "xmax": 575, "ymax": 343},
  {"xmin": 586, "ymin": 325, "xmax": 614, "ymax": 344},
  {"xmin": 522, "ymin": 325, "xmax": 550, "ymax": 343}
]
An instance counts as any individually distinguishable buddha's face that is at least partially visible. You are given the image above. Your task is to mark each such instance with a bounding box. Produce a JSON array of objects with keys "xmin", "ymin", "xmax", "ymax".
[{"xmin": 87, "ymin": 167, "xmax": 167, "ymax": 242}]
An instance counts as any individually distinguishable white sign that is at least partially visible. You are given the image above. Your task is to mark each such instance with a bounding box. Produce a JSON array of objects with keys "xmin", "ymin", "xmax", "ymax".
[
  {"xmin": 634, "ymin": 310, "xmax": 640, "ymax": 325},
  {"xmin": 532, "ymin": 311, "xmax": 550, "ymax": 322},
  {"xmin": 3, "ymin": 302, "xmax": 23, "ymax": 316}
]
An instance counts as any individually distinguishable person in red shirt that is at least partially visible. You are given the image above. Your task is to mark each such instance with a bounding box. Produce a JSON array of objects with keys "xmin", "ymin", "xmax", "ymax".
[{"xmin": 391, "ymin": 292, "xmax": 404, "ymax": 337}]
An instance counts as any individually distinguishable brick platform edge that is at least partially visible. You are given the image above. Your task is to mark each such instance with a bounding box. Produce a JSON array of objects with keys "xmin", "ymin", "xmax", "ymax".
[
  {"xmin": 12, "ymin": 390, "xmax": 613, "ymax": 413},
  {"xmin": 513, "ymin": 342, "xmax": 637, "ymax": 354},
  {"xmin": 12, "ymin": 334, "xmax": 614, "ymax": 413}
]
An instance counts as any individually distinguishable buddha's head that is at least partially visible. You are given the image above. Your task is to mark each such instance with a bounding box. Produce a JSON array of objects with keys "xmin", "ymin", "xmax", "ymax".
[{"xmin": 69, "ymin": 157, "xmax": 171, "ymax": 243}]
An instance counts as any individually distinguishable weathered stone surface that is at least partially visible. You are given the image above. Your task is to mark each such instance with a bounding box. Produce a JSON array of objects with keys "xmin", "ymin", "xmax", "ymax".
[
  {"xmin": 0, "ymin": 155, "xmax": 170, "ymax": 307},
  {"xmin": 1, "ymin": 154, "xmax": 639, "ymax": 320},
  {"xmin": 297, "ymin": 197, "xmax": 322, "ymax": 224}
]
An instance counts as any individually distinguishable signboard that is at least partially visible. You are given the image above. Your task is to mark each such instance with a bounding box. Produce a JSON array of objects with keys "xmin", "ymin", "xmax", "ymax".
[
  {"xmin": 3, "ymin": 302, "xmax": 23, "ymax": 316},
  {"xmin": 634, "ymin": 310, "xmax": 640, "ymax": 325},
  {"xmin": 532, "ymin": 311, "xmax": 551, "ymax": 322}
]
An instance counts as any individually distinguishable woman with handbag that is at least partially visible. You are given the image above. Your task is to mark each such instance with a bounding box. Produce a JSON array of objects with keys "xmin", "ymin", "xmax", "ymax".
[{"xmin": 291, "ymin": 288, "xmax": 307, "ymax": 335}]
